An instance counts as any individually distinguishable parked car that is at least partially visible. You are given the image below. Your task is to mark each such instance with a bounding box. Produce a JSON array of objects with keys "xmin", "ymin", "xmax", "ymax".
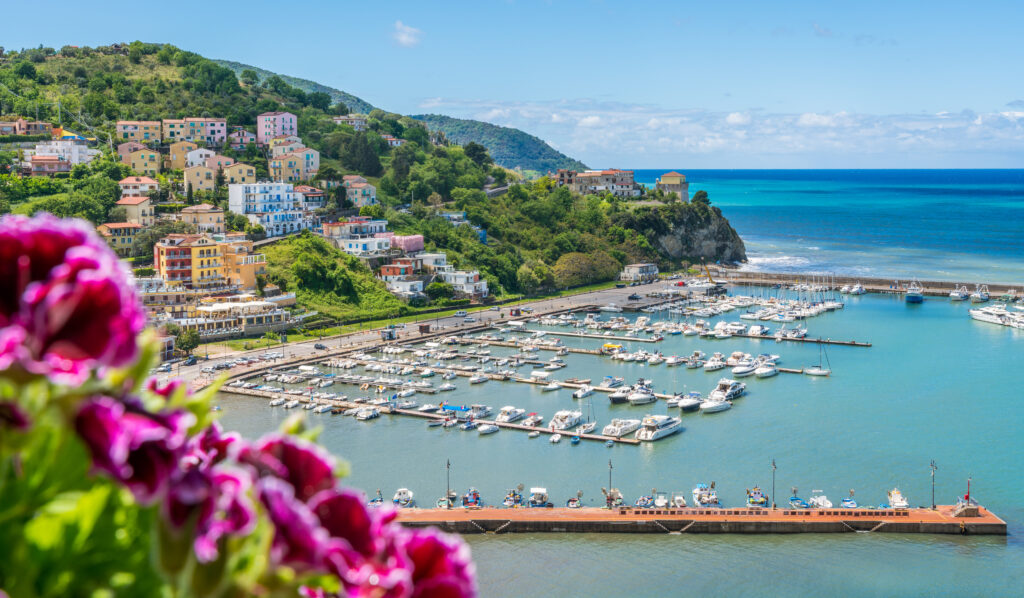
[
  {"xmin": 463, "ymin": 317, "xmax": 477, "ymax": 323},
  {"xmin": 314, "ymin": 343, "xmax": 327, "ymax": 350},
  {"xmin": 489, "ymin": 306, "xmax": 501, "ymax": 311},
  {"xmin": 201, "ymin": 366, "xmax": 215, "ymax": 374},
  {"xmin": 184, "ymin": 356, "xmax": 198, "ymax": 366},
  {"xmin": 454, "ymin": 310, "xmax": 468, "ymax": 317}
]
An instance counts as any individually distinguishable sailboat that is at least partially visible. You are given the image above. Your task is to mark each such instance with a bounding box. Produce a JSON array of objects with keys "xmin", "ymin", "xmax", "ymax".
[
  {"xmin": 804, "ymin": 343, "xmax": 832, "ymax": 376},
  {"xmin": 577, "ymin": 398, "xmax": 597, "ymax": 434}
]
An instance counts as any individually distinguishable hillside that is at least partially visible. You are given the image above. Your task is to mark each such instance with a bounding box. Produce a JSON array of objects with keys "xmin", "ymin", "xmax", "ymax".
[
  {"xmin": 412, "ymin": 114, "xmax": 587, "ymax": 173},
  {"xmin": 213, "ymin": 59, "xmax": 376, "ymax": 115}
]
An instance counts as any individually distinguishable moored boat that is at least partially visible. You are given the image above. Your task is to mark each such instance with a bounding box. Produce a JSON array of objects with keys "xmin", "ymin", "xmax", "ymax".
[
  {"xmin": 692, "ymin": 483, "xmax": 720, "ymax": 508},
  {"xmin": 601, "ymin": 418, "xmax": 642, "ymax": 437},
  {"xmin": 746, "ymin": 486, "xmax": 770, "ymax": 507},
  {"xmin": 392, "ymin": 488, "xmax": 415, "ymax": 508},
  {"xmin": 635, "ymin": 415, "xmax": 682, "ymax": 441}
]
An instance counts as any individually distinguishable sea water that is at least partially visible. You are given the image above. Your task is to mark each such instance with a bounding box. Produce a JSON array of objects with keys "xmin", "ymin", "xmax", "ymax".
[
  {"xmin": 633, "ymin": 169, "xmax": 1024, "ymax": 284},
  {"xmin": 218, "ymin": 290, "xmax": 1024, "ymax": 596}
]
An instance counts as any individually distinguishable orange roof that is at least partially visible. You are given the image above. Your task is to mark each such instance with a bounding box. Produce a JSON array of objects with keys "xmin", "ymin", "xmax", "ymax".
[
  {"xmin": 116, "ymin": 195, "xmax": 150, "ymax": 205},
  {"xmin": 181, "ymin": 203, "xmax": 221, "ymax": 213},
  {"xmin": 120, "ymin": 176, "xmax": 158, "ymax": 185},
  {"xmin": 100, "ymin": 222, "xmax": 143, "ymax": 230},
  {"xmin": 661, "ymin": 171, "xmax": 685, "ymax": 177},
  {"xmin": 31, "ymin": 155, "xmax": 65, "ymax": 162}
]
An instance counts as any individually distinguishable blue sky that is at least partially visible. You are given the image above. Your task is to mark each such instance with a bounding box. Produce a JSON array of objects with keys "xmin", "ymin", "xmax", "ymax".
[{"xmin": 6, "ymin": 0, "xmax": 1024, "ymax": 167}]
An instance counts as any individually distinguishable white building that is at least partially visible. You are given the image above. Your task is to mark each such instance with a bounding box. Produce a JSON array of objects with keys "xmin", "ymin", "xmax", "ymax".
[
  {"xmin": 416, "ymin": 252, "xmax": 448, "ymax": 272},
  {"xmin": 26, "ymin": 140, "xmax": 100, "ymax": 166},
  {"xmin": 186, "ymin": 148, "xmax": 216, "ymax": 168},
  {"xmin": 620, "ymin": 263, "xmax": 659, "ymax": 282},
  {"xmin": 340, "ymin": 236, "xmax": 391, "ymax": 256},
  {"xmin": 438, "ymin": 269, "xmax": 488, "ymax": 298},
  {"xmin": 227, "ymin": 182, "xmax": 312, "ymax": 237},
  {"xmin": 386, "ymin": 278, "xmax": 424, "ymax": 296}
]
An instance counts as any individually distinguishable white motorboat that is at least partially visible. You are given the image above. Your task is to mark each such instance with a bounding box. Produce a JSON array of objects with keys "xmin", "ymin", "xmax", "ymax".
[
  {"xmin": 496, "ymin": 406, "xmax": 526, "ymax": 423},
  {"xmin": 664, "ymin": 356, "xmax": 684, "ymax": 367},
  {"xmin": 468, "ymin": 375, "xmax": 488, "ymax": 384},
  {"xmin": 356, "ymin": 408, "xmax": 380, "ymax": 420},
  {"xmin": 599, "ymin": 376, "xmax": 625, "ymax": 388},
  {"xmin": 549, "ymin": 410, "xmax": 583, "ymax": 430},
  {"xmin": 703, "ymin": 355, "xmax": 726, "ymax": 371},
  {"xmin": 284, "ymin": 400, "xmax": 301, "ymax": 409},
  {"xmin": 478, "ymin": 424, "xmax": 499, "ymax": 435},
  {"xmin": 396, "ymin": 388, "xmax": 417, "ymax": 398},
  {"xmin": 731, "ymin": 362, "xmax": 758, "ymax": 377},
  {"xmin": 754, "ymin": 363, "xmax": 778, "ymax": 378},
  {"xmin": 469, "ymin": 404, "xmax": 492, "ymax": 419},
  {"xmin": 850, "ymin": 283, "xmax": 866, "ymax": 295},
  {"xmin": 269, "ymin": 398, "xmax": 286, "ymax": 406},
  {"xmin": 541, "ymin": 382, "xmax": 561, "ymax": 392},
  {"xmin": 635, "ymin": 415, "xmax": 682, "ymax": 441},
  {"xmin": 528, "ymin": 431, "xmax": 540, "ymax": 438},
  {"xmin": 709, "ymin": 378, "xmax": 746, "ymax": 401},
  {"xmin": 523, "ymin": 413, "xmax": 543, "ymax": 427},
  {"xmin": 549, "ymin": 434, "xmax": 562, "ymax": 444},
  {"xmin": 808, "ymin": 492, "xmax": 833, "ymax": 509},
  {"xmin": 627, "ymin": 389, "xmax": 657, "ymax": 405},
  {"xmin": 441, "ymin": 371, "xmax": 457, "ymax": 380},
  {"xmin": 418, "ymin": 404, "xmax": 440, "ymax": 412},
  {"xmin": 887, "ymin": 488, "xmax": 910, "ymax": 509},
  {"xmin": 600, "ymin": 303, "xmax": 623, "ymax": 313},
  {"xmin": 602, "ymin": 418, "xmax": 642, "ymax": 437},
  {"xmin": 392, "ymin": 488, "xmax": 415, "ymax": 508},
  {"xmin": 608, "ymin": 388, "xmax": 630, "ymax": 403},
  {"xmin": 699, "ymin": 399, "xmax": 731, "ymax": 413},
  {"xmin": 313, "ymin": 404, "xmax": 333, "ymax": 413},
  {"xmin": 647, "ymin": 354, "xmax": 665, "ymax": 366},
  {"xmin": 676, "ymin": 391, "xmax": 702, "ymax": 412},
  {"xmin": 396, "ymin": 400, "xmax": 418, "ymax": 410},
  {"xmin": 572, "ymin": 385, "xmax": 594, "ymax": 399},
  {"xmin": 438, "ymin": 383, "xmax": 457, "ymax": 392},
  {"xmin": 319, "ymin": 379, "xmax": 334, "ymax": 388}
]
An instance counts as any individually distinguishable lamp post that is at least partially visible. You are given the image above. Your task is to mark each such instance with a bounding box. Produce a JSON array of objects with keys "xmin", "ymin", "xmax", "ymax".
[
  {"xmin": 930, "ymin": 460, "xmax": 938, "ymax": 510},
  {"xmin": 608, "ymin": 459, "xmax": 613, "ymax": 496},
  {"xmin": 446, "ymin": 459, "xmax": 451, "ymax": 510},
  {"xmin": 771, "ymin": 458, "xmax": 777, "ymax": 510}
]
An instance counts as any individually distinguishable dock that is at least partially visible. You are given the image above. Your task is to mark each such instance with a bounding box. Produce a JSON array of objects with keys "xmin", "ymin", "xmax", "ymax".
[
  {"xmin": 397, "ymin": 505, "xmax": 1006, "ymax": 535},
  {"xmin": 503, "ymin": 325, "xmax": 871, "ymax": 348}
]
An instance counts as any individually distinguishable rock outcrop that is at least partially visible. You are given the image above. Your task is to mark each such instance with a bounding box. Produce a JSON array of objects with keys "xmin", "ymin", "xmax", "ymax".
[{"xmin": 653, "ymin": 204, "xmax": 746, "ymax": 264}]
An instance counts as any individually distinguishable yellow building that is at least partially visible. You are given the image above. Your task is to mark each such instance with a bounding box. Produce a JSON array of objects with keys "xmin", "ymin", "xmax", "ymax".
[
  {"xmin": 154, "ymin": 233, "xmax": 264, "ymax": 290},
  {"xmin": 116, "ymin": 120, "xmax": 162, "ymax": 143},
  {"xmin": 269, "ymin": 154, "xmax": 303, "ymax": 183},
  {"xmin": 97, "ymin": 222, "xmax": 143, "ymax": 257},
  {"xmin": 115, "ymin": 195, "xmax": 154, "ymax": 226},
  {"xmin": 654, "ymin": 171, "xmax": 690, "ymax": 201},
  {"xmin": 184, "ymin": 165, "xmax": 216, "ymax": 193},
  {"xmin": 178, "ymin": 203, "xmax": 225, "ymax": 233},
  {"xmin": 223, "ymin": 162, "xmax": 256, "ymax": 185},
  {"xmin": 129, "ymin": 149, "xmax": 161, "ymax": 175},
  {"xmin": 168, "ymin": 140, "xmax": 198, "ymax": 170},
  {"xmin": 219, "ymin": 233, "xmax": 267, "ymax": 289}
]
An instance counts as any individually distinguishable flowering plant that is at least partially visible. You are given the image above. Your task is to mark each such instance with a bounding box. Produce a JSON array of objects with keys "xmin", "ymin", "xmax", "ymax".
[{"xmin": 0, "ymin": 215, "xmax": 475, "ymax": 598}]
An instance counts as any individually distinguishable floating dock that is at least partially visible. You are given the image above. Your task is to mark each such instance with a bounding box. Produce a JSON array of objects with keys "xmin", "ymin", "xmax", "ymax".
[{"xmin": 397, "ymin": 505, "xmax": 1006, "ymax": 535}]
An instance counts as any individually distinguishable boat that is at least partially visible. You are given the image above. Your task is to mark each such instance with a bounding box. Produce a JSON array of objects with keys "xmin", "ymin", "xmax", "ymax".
[
  {"xmin": 420, "ymin": 369, "xmax": 435, "ymax": 378},
  {"xmin": 808, "ymin": 492, "xmax": 832, "ymax": 509},
  {"xmin": 469, "ymin": 404, "xmax": 492, "ymax": 418},
  {"xmin": 627, "ymin": 388, "xmax": 657, "ymax": 405},
  {"xmin": 541, "ymin": 382, "xmax": 561, "ymax": 392},
  {"xmin": 418, "ymin": 403, "xmax": 440, "ymax": 413},
  {"xmin": 572, "ymin": 385, "xmax": 594, "ymax": 399},
  {"xmin": 578, "ymin": 421, "xmax": 597, "ymax": 434},
  {"xmin": 392, "ymin": 488, "xmax": 415, "ymax": 508},
  {"xmin": 709, "ymin": 378, "xmax": 746, "ymax": 401},
  {"xmin": 670, "ymin": 492, "xmax": 688, "ymax": 508},
  {"xmin": 788, "ymin": 487, "xmax": 810, "ymax": 509},
  {"xmin": 313, "ymin": 404, "xmax": 333, "ymax": 413},
  {"xmin": 700, "ymin": 398, "xmax": 731, "ymax": 413},
  {"xmin": 608, "ymin": 388, "xmax": 630, "ymax": 404},
  {"xmin": 970, "ymin": 284, "xmax": 990, "ymax": 303},
  {"xmin": 523, "ymin": 413, "xmax": 544, "ymax": 427},
  {"xmin": 478, "ymin": 424, "xmax": 499, "ymax": 435},
  {"xmin": 949, "ymin": 285, "xmax": 970, "ymax": 301},
  {"xmin": 496, "ymin": 406, "xmax": 526, "ymax": 423},
  {"xmin": 905, "ymin": 280, "xmax": 924, "ymax": 304},
  {"xmin": 754, "ymin": 362, "xmax": 778, "ymax": 378},
  {"xmin": 676, "ymin": 392, "xmax": 702, "ymax": 412},
  {"xmin": 887, "ymin": 487, "xmax": 910, "ymax": 509},
  {"xmin": 503, "ymin": 487, "xmax": 524, "ymax": 507},
  {"xmin": 528, "ymin": 488, "xmax": 553, "ymax": 508},
  {"xmin": 438, "ymin": 383, "xmax": 457, "ymax": 392},
  {"xmin": 600, "ymin": 376, "xmax": 625, "ymax": 388},
  {"xmin": 665, "ymin": 356, "xmax": 684, "ymax": 367},
  {"xmin": 634, "ymin": 494, "xmax": 655, "ymax": 508},
  {"xmin": 840, "ymin": 490, "xmax": 858, "ymax": 509},
  {"xmin": 653, "ymin": 492, "xmax": 670, "ymax": 508},
  {"xmin": 436, "ymin": 490, "xmax": 457, "ymax": 509},
  {"xmin": 602, "ymin": 418, "xmax": 642, "ymax": 437},
  {"xmin": 396, "ymin": 400, "xmax": 418, "ymax": 410},
  {"xmin": 692, "ymin": 483, "xmax": 720, "ymax": 508},
  {"xmin": 460, "ymin": 420, "xmax": 478, "ymax": 431},
  {"xmin": 549, "ymin": 410, "xmax": 583, "ymax": 430},
  {"xmin": 746, "ymin": 486, "xmax": 770, "ymax": 507},
  {"xmin": 269, "ymin": 397, "xmax": 286, "ymax": 406},
  {"xmin": 566, "ymin": 493, "xmax": 583, "ymax": 508},
  {"xmin": 367, "ymin": 490, "xmax": 384, "ymax": 508},
  {"xmin": 600, "ymin": 303, "xmax": 623, "ymax": 313},
  {"xmin": 635, "ymin": 415, "xmax": 682, "ymax": 441},
  {"xmin": 355, "ymin": 408, "xmax": 380, "ymax": 420},
  {"xmin": 703, "ymin": 355, "xmax": 726, "ymax": 371},
  {"xmin": 528, "ymin": 431, "xmax": 540, "ymax": 438},
  {"xmin": 462, "ymin": 487, "xmax": 484, "ymax": 507},
  {"xmin": 805, "ymin": 344, "xmax": 832, "ymax": 376},
  {"xmin": 731, "ymin": 362, "xmax": 758, "ymax": 377},
  {"xmin": 549, "ymin": 434, "xmax": 562, "ymax": 444},
  {"xmin": 302, "ymin": 401, "xmax": 316, "ymax": 411},
  {"xmin": 570, "ymin": 436, "xmax": 581, "ymax": 445},
  {"xmin": 441, "ymin": 371, "xmax": 457, "ymax": 380},
  {"xmin": 468, "ymin": 375, "xmax": 488, "ymax": 384},
  {"xmin": 850, "ymin": 282, "xmax": 866, "ymax": 295},
  {"xmin": 427, "ymin": 420, "xmax": 444, "ymax": 428},
  {"xmin": 284, "ymin": 400, "xmax": 301, "ymax": 409}
]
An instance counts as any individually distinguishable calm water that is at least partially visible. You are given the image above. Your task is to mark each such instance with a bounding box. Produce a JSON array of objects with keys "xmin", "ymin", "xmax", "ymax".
[
  {"xmin": 219, "ymin": 290, "xmax": 1024, "ymax": 596},
  {"xmin": 633, "ymin": 169, "xmax": 1024, "ymax": 284}
]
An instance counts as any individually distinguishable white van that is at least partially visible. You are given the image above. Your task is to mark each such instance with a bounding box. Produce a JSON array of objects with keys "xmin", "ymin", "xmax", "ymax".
[{"xmin": 454, "ymin": 310, "xmax": 468, "ymax": 317}]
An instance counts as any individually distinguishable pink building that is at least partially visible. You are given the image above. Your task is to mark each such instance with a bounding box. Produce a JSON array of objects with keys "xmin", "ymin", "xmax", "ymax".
[
  {"xmin": 228, "ymin": 129, "xmax": 258, "ymax": 149},
  {"xmin": 257, "ymin": 111, "xmax": 298, "ymax": 145},
  {"xmin": 205, "ymin": 155, "xmax": 236, "ymax": 170},
  {"xmin": 390, "ymin": 234, "xmax": 425, "ymax": 253}
]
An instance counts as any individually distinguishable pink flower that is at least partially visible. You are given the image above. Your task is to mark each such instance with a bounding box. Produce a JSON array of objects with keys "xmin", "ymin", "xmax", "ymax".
[
  {"xmin": 163, "ymin": 463, "xmax": 256, "ymax": 563},
  {"xmin": 183, "ymin": 421, "xmax": 240, "ymax": 468},
  {"xmin": 147, "ymin": 378, "xmax": 187, "ymax": 400},
  {"xmin": 74, "ymin": 397, "xmax": 193, "ymax": 504},
  {"xmin": 0, "ymin": 214, "xmax": 145, "ymax": 385},
  {"xmin": 399, "ymin": 529, "xmax": 476, "ymax": 598},
  {"xmin": 257, "ymin": 477, "xmax": 331, "ymax": 569},
  {"xmin": 241, "ymin": 435, "xmax": 337, "ymax": 502}
]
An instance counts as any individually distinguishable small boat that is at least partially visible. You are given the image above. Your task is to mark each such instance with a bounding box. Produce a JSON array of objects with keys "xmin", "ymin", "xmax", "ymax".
[
  {"xmin": 671, "ymin": 492, "xmax": 688, "ymax": 508},
  {"xmin": 808, "ymin": 492, "xmax": 832, "ymax": 509},
  {"xmin": 468, "ymin": 375, "xmax": 488, "ymax": 384},
  {"xmin": 420, "ymin": 369, "xmax": 435, "ymax": 378},
  {"xmin": 441, "ymin": 371, "xmax": 457, "ymax": 380},
  {"xmin": 438, "ymin": 383, "xmax": 457, "ymax": 392},
  {"xmin": 709, "ymin": 378, "xmax": 746, "ymax": 401},
  {"xmin": 523, "ymin": 413, "xmax": 543, "ymax": 427},
  {"xmin": 572, "ymin": 385, "xmax": 594, "ymax": 399},
  {"xmin": 427, "ymin": 420, "xmax": 444, "ymax": 428},
  {"xmin": 788, "ymin": 487, "xmax": 810, "ymax": 509},
  {"xmin": 949, "ymin": 285, "xmax": 970, "ymax": 301},
  {"xmin": 887, "ymin": 487, "xmax": 910, "ymax": 509},
  {"xmin": 805, "ymin": 344, "xmax": 832, "ymax": 376},
  {"xmin": 699, "ymin": 399, "xmax": 731, "ymax": 413},
  {"xmin": 541, "ymin": 382, "xmax": 561, "ymax": 392},
  {"xmin": 549, "ymin": 410, "xmax": 582, "ymax": 430},
  {"xmin": 905, "ymin": 280, "xmax": 924, "ymax": 304},
  {"xmin": 392, "ymin": 488, "xmax": 415, "ymax": 508},
  {"xmin": 605, "ymin": 440, "xmax": 614, "ymax": 447},
  {"xmin": 635, "ymin": 415, "xmax": 682, "ymax": 441},
  {"xmin": 284, "ymin": 400, "xmax": 301, "ymax": 409},
  {"xmin": 313, "ymin": 404, "xmax": 333, "ymax": 413},
  {"xmin": 367, "ymin": 490, "xmax": 384, "ymax": 508},
  {"xmin": 841, "ymin": 490, "xmax": 858, "ymax": 509},
  {"xmin": 269, "ymin": 398, "xmax": 286, "ymax": 406},
  {"xmin": 418, "ymin": 403, "xmax": 440, "ymax": 412},
  {"xmin": 627, "ymin": 389, "xmax": 656, "ymax": 405},
  {"xmin": 578, "ymin": 421, "xmax": 597, "ymax": 434},
  {"xmin": 528, "ymin": 488, "xmax": 552, "ymax": 508},
  {"xmin": 437, "ymin": 490, "xmax": 458, "ymax": 509},
  {"xmin": 677, "ymin": 391, "xmax": 702, "ymax": 412},
  {"xmin": 608, "ymin": 388, "xmax": 630, "ymax": 404},
  {"xmin": 528, "ymin": 431, "xmax": 540, "ymax": 438},
  {"xmin": 850, "ymin": 283, "xmax": 866, "ymax": 295},
  {"xmin": 570, "ymin": 436, "xmax": 581, "ymax": 445},
  {"xmin": 442, "ymin": 418, "xmax": 458, "ymax": 428},
  {"xmin": 703, "ymin": 356, "xmax": 726, "ymax": 371},
  {"xmin": 602, "ymin": 418, "xmax": 642, "ymax": 437},
  {"xmin": 503, "ymin": 487, "xmax": 525, "ymax": 507},
  {"xmin": 396, "ymin": 400, "xmax": 418, "ymax": 410},
  {"xmin": 478, "ymin": 424, "xmax": 499, "ymax": 435},
  {"xmin": 566, "ymin": 493, "xmax": 583, "ymax": 508},
  {"xmin": 731, "ymin": 362, "xmax": 758, "ymax": 377},
  {"xmin": 692, "ymin": 483, "xmax": 720, "ymax": 508},
  {"xmin": 635, "ymin": 494, "xmax": 655, "ymax": 508},
  {"xmin": 665, "ymin": 356, "xmax": 684, "ymax": 367},
  {"xmin": 549, "ymin": 434, "xmax": 562, "ymax": 444},
  {"xmin": 496, "ymin": 406, "xmax": 526, "ymax": 423},
  {"xmin": 754, "ymin": 362, "xmax": 778, "ymax": 378},
  {"xmin": 302, "ymin": 401, "xmax": 316, "ymax": 410},
  {"xmin": 355, "ymin": 408, "xmax": 380, "ymax": 420},
  {"xmin": 462, "ymin": 487, "xmax": 484, "ymax": 507},
  {"xmin": 460, "ymin": 420, "xmax": 478, "ymax": 431}
]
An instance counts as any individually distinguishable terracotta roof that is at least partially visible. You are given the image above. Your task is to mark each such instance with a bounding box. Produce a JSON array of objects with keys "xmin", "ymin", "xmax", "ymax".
[
  {"xmin": 181, "ymin": 203, "xmax": 221, "ymax": 213},
  {"xmin": 119, "ymin": 176, "xmax": 158, "ymax": 185},
  {"xmin": 259, "ymin": 111, "xmax": 294, "ymax": 117},
  {"xmin": 660, "ymin": 171, "xmax": 685, "ymax": 177},
  {"xmin": 116, "ymin": 195, "xmax": 150, "ymax": 206},
  {"xmin": 349, "ymin": 182, "xmax": 372, "ymax": 189},
  {"xmin": 100, "ymin": 222, "xmax": 143, "ymax": 229},
  {"xmin": 31, "ymin": 155, "xmax": 65, "ymax": 162},
  {"xmin": 294, "ymin": 185, "xmax": 323, "ymax": 193}
]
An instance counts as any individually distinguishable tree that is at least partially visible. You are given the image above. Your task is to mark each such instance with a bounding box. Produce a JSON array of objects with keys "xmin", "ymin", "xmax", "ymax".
[
  {"xmin": 308, "ymin": 92, "xmax": 331, "ymax": 111},
  {"xmin": 107, "ymin": 206, "xmax": 128, "ymax": 223},
  {"xmin": 691, "ymin": 190, "xmax": 711, "ymax": 205},
  {"xmin": 427, "ymin": 192, "xmax": 443, "ymax": 210},
  {"xmin": 240, "ymin": 69, "xmax": 259, "ymax": 86},
  {"xmin": 176, "ymin": 329, "xmax": 200, "ymax": 355},
  {"xmin": 463, "ymin": 142, "xmax": 492, "ymax": 167},
  {"xmin": 553, "ymin": 251, "xmax": 621, "ymax": 288},
  {"xmin": 132, "ymin": 220, "xmax": 196, "ymax": 258},
  {"xmin": 425, "ymin": 282, "xmax": 454, "ymax": 300}
]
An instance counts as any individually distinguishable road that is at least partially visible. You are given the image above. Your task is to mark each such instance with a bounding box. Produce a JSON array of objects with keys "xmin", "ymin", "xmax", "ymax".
[{"xmin": 165, "ymin": 283, "xmax": 668, "ymax": 389}]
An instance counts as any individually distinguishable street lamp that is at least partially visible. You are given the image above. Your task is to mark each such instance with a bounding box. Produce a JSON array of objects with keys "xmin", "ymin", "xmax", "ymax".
[
  {"xmin": 445, "ymin": 459, "xmax": 451, "ymax": 510},
  {"xmin": 930, "ymin": 460, "xmax": 938, "ymax": 510},
  {"xmin": 771, "ymin": 458, "xmax": 777, "ymax": 509}
]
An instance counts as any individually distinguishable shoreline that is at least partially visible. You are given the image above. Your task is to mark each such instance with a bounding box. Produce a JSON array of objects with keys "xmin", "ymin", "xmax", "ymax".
[{"xmin": 712, "ymin": 268, "xmax": 1022, "ymax": 297}]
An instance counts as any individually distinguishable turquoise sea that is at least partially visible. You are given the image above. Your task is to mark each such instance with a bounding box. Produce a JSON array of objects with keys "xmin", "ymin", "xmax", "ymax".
[
  {"xmin": 219, "ymin": 289, "xmax": 1024, "ymax": 596},
  {"xmin": 633, "ymin": 169, "xmax": 1024, "ymax": 284}
]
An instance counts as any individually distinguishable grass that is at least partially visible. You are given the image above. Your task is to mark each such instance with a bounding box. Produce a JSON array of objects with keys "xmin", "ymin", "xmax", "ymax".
[{"xmin": 12, "ymin": 193, "xmax": 68, "ymax": 215}]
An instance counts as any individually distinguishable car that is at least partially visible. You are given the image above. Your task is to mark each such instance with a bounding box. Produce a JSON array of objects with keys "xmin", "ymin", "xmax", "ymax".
[
  {"xmin": 157, "ymin": 364, "xmax": 172, "ymax": 373},
  {"xmin": 489, "ymin": 306, "xmax": 500, "ymax": 311},
  {"xmin": 184, "ymin": 356, "xmax": 198, "ymax": 366},
  {"xmin": 463, "ymin": 317, "xmax": 476, "ymax": 323},
  {"xmin": 454, "ymin": 310, "xmax": 468, "ymax": 317},
  {"xmin": 314, "ymin": 343, "xmax": 327, "ymax": 350},
  {"xmin": 201, "ymin": 366, "xmax": 215, "ymax": 374}
]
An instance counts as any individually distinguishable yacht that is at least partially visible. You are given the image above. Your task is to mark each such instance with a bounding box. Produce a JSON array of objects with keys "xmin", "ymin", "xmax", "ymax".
[
  {"xmin": 692, "ymin": 483, "xmax": 721, "ymax": 508},
  {"xmin": 469, "ymin": 404, "xmax": 493, "ymax": 419},
  {"xmin": 269, "ymin": 397, "xmax": 286, "ymax": 407},
  {"xmin": 549, "ymin": 410, "xmax": 583, "ymax": 430},
  {"xmin": 754, "ymin": 362, "xmax": 779, "ymax": 378},
  {"xmin": 627, "ymin": 387, "xmax": 657, "ymax": 405},
  {"xmin": 808, "ymin": 492, "xmax": 832, "ymax": 509},
  {"xmin": 635, "ymin": 415, "xmax": 682, "ymax": 441},
  {"xmin": 478, "ymin": 424, "xmax": 499, "ymax": 435},
  {"xmin": 418, "ymin": 403, "xmax": 440, "ymax": 413},
  {"xmin": 608, "ymin": 388, "xmax": 630, "ymax": 404},
  {"xmin": 523, "ymin": 413, "xmax": 543, "ymax": 427},
  {"xmin": 676, "ymin": 391, "xmax": 702, "ymax": 412},
  {"xmin": 699, "ymin": 399, "xmax": 731, "ymax": 413},
  {"xmin": 905, "ymin": 280, "xmax": 924, "ymax": 304},
  {"xmin": 438, "ymin": 383, "xmax": 457, "ymax": 392},
  {"xmin": 572, "ymin": 385, "xmax": 594, "ymax": 399},
  {"xmin": 850, "ymin": 282, "xmax": 867, "ymax": 295},
  {"xmin": 709, "ymin": 378, "xmax": 746, "ymax": 401},
  {"xmin": 887, "ymin": 488, "xmax": 910, "ymax": 509},
  {"xmin": 496, "ymin": 406, "xmax": 526, "ymax": 423},
  {"xmin": 392, "ymin": 488, "xmax": 415, "ymax": 508},
  {"xmin": 599, "ymin": 376, "xmax": 625, "ymax": 388},
  {"xmin": 356, "ymin": 408, "xmax": 380, "ymax": 420},
  {"xmin": 703, "ymin": 355, "xmax": 726, "ymax": 372},
  {"xmin": 949, "ymin": 285, "xmax": 970, "ymax": 301},
  {"xmin": 602, "ymin": 418, "xmax": 642, "ymax": 437},
  {"xmin": 731, "ymin": 361, "xmax": 758, "ymax": 377},
  {"xmin": 468, "ymin": 374, "xmax": 488, "ymax": 384},
  {"xmin": 665, "ymin": 355, "xmax": 684, "ymax": 367}
]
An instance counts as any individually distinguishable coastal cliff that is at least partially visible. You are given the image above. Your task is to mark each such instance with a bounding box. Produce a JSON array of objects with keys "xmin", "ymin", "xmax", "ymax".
[{"xmin": 612, "ymin": 201, "xmax": 747, "ymax": 265}]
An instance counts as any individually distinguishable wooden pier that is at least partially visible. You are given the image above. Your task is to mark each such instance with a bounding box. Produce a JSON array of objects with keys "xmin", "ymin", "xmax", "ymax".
[{"xmin": 397, "ymin": 505, "xmax": 1006, "ymax": 535}]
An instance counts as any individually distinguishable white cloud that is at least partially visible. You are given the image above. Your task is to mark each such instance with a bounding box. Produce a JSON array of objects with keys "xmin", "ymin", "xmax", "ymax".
[
  {"xmin": 419, "ymin": 97, "xmax": 1024, "ymax": 167},
  {"xmin": 725, "ymin": 112, "xmax": 751, "ymax": 126},
  {"xmin": 393, "ymin": 21, "xmax": 422, "ymax": 47}
]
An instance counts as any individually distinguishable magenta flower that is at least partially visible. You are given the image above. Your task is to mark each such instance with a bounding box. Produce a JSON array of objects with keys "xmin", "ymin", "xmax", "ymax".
[
  {"xmin": 183, "ymin": 421, "xmax": 240, "ymax": 468},
  {"xmin": 399, "ymin": 529, "xmax": 476, "ymax": 598},
  {"xmin": 164, "ymin": 463, "xmax": 256, "ymax": 563},
  {"xmin": 0, "ymin": 400, "xmax": 30, "ymax": 432},
  {"xmin": 257, "ymin": 477, "xmax": 330, "ymax": 569},
  {"xmin": 74, "ymin": 397, "xmax": 192, "ymax": 504},
  {"xmin": 147, "ymin": 378, "xmax": 187, "ymax": 400},
  {"xmin": 0, "ymin": 214, "xmax": 145, "ymax": 385},
  {"xmin": 241, "ymin": 435, "xmax": 336, "ymax": 502}
]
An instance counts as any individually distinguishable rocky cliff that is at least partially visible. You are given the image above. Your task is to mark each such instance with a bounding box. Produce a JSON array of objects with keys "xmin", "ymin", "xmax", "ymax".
[{"xmin": 653, "ymin": 204, "xmax": 746, "ymax": 264}]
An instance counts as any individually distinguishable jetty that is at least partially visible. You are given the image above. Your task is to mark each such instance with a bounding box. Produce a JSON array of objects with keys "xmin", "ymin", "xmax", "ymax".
[
  {"xmin": 397, "ymin": 505, "xmax": 1006, "ymax": 535},
  {"xmin": 715, "ymin": 269, "xmax": 1022, "ymax": 299}
]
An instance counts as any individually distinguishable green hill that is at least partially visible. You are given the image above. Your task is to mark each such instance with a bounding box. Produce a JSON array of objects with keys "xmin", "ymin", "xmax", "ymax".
[
  {"xmin": 412, "ymin": 114, "xmax": 587, "ymax": 173},
  {"xmin": 213, "ymin": 59, "xmax": 376, "ymax": 115}
]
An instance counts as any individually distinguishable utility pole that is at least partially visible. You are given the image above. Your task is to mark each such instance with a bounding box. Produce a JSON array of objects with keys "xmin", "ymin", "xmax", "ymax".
[
  {"xmin": 445, "ymin": 459, "xmax": 451, "ymax": 510},
  {"xmin": 930, "ymin": 460, "xmax": 938, "ymax": 510},
  {"xmin": 771, "ymin": 458, "xmax": 777, "ymax": 509},
  {"xmin": 608, "ymin": 459, "xmax": 613, "ymax": 495}
]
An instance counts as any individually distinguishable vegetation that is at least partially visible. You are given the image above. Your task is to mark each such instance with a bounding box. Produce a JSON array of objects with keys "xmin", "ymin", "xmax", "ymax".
[
  {"xmin": 412, "ymin": 114, "xmax": 588, "ymax": 172},
  {"xmin": 175, "ymin": 328, "xmax": 200, "ymax": 354}
]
